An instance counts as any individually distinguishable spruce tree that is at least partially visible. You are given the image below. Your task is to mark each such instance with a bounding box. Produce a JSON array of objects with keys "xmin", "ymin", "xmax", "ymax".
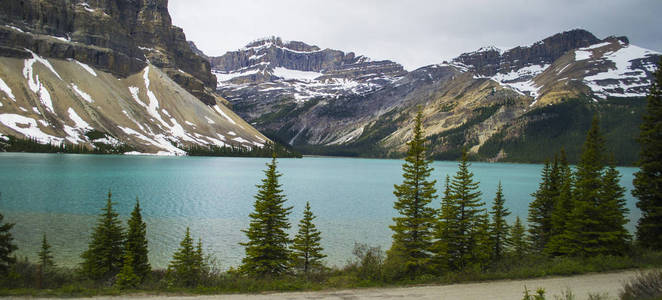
[
  {"xmin": 527, "ymin": 159, "xmax": 559, "ymax": 253},
  {"xmin": 490, "ymin": 181, "xmax": 510, "ymax": 262},
  {"xmin": 446, "ymin": 149, "xmax": 486, "ymax": 270},
  {"xmin": 388, "ymin": 110, "xmax": 437, "ymax": 277},
  {"xmin": 38, "ymin": 234, "xmax": 55, "ymax": 269},
  {"xmin": 432, "ymin": 175, "xmax": 457, "ymax": 271},
  {"xmin": 509, "ymin": 216, "xmax": 528, "ymax": 259},
  {"xmin": 598, "ymin": 162, "xmax": 630, "ymax": 254},
  {"xmin": 116, "ymin": 251, "xmax": 140, "ymax": 289},
  {"xmin": 633, "ymin": 58, "xmax": 662, "ymax": 249},
  {"xmin": 0, "ymin": 212, "xmax": 17, "ymax": 274},
  {"xmin": 240, "ymin": 155, "xmax": 293, "ymax": 277},
  {"xmin": 565, "ymin": 117, "xmax": 630, "ymax": 256},
  {"xmin": 195, "ymin": 238, "xmax": 206, "ymax": 281},
  {"xmin": 125, "ymin": 198, "xmax": 150, "ymax": 282},
  {"xmin": 167, "ymin": 227, "xmax": 200, "ymax": 287},
  {"xmin": 81, "ymin": 190, "xmax": 125, "ymax": 281},
  {"xmin": 292, "ymin": 202, "xmax": 326, "ymax": 276},
  {"xmin": 546, "ymin": 150, "xmax": 574, "ymax": 256}
]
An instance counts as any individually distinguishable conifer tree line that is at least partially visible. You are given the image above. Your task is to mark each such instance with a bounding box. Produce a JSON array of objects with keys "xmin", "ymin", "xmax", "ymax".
[
  {"xmin": 240, "ymin": 155, "xmax": 327, "ymax": 278},
  {"xmin": 385, "ymin": 109, "xmax": 638, "ymax": 279}
]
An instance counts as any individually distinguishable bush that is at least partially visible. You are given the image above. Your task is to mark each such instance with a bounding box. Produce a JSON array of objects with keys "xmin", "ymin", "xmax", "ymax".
[
  {"xmin": 620, "ymin": 270, "xmax": 662, "ymax": 300},
  {"xmin": 347, "ymin": 243, "xmax": 384, "ymax": 283}
]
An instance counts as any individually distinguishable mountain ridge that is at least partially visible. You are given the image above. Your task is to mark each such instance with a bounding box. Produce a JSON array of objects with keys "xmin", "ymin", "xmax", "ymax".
[
  {"xmin": 0, "ymin": 0, "xmax": 269, "ymax": 155},
  {"xmin": 203, "ymin": 29, "xmax": 660, "ymax": 163}
]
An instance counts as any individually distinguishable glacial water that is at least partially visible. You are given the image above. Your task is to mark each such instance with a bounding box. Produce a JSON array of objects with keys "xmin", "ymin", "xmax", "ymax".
[{"xmin": 0, "ymin": 153, "xmax": 640, "ymax": 269}]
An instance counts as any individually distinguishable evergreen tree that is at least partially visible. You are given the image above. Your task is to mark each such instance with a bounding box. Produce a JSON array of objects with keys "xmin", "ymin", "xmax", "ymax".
[
  {"xmin": 432, "ymin": 175, "xmax": 457, "ymax": 271},
  {"xmin": 167, "ymin": 227, "xmax": 201, "ymax": 287},
  {"xmin": 81, "ymin": 190, "xmax": 125, "ymax": 281},
  {"xmin": 116, "ymin": 251, "xmax": 140, "ymax": 289},
  {"xmin": 195, "ymin": 238, "xmax": 206, "ymax": 281},
  {"xmin": 546, "ymin": 150, "xmax": 574, "ymax": 256},
  {"xmin": 240, "ymin": 155, "xmax": 293, "ymax": 277},
  {"xmin": 125, "ymin": 198, "xmax": 150, "ymax": 282},
  {"xmin": 598, "ymin": 162, "xmax": 631, "ymax": 254},
  {"xmin": 387, "ymin": 110, "xmax": 437, "ymax": 277},
  {"xmin": 0, "ymin": 211, "xmax": 17, "ymax": 274},
  {"xmin": 527, "ymin": 159, "xmax": 559, "ymax": 253},
  {"xmin": 509, "ymin": 216, "xmax": 528, "ymax": 259},
  {"xmin": 292, "ymin": 202, "xmax": 326, "ymax": 276},
  {"xmin": 38, "ymin": 234, "xmax": 55, "ymax": 269},
  {"xmin": 633, "ymin": 58, "xmax": 662, "ymax": 249},
  {"xmin": 446, "ymin": 149, "xmax": 486, "ymax": 270},
  {"xmin": 490, "ymin": 181, "xmax": 510, "ymax": 262},
  {"xmin": 565, "ymin": 117, "xmax": 630, "ymax": 256}
]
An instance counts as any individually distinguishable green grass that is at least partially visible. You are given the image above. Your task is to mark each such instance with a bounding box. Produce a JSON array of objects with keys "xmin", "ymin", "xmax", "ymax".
[{"xmin": 2, "ymin": 250, "xmax": 661, "ymax": 297}]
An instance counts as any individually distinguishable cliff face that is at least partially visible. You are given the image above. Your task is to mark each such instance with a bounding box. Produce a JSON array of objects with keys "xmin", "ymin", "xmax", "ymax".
[
  {"xmin": 0, "ymin": 0, "xmax": 217, "ymax": 104},
  {"xmin": 451, "ymin": 29, "xmax": 601, "ymax": 76},
  {"xmin": 205, "ymin": 30, "xmax": 659, "ymax": 164}
]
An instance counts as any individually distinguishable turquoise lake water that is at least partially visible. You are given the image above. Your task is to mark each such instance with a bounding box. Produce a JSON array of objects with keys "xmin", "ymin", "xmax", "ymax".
[{"xmin": 0, "ymin": 153, "xmax": 640, "ymax": 269}]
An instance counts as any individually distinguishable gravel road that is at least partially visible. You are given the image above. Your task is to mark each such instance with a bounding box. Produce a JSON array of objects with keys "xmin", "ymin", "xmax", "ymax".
[{"xmin": 5, "ymin": 269, "xmax": 645, "ymax": 300}]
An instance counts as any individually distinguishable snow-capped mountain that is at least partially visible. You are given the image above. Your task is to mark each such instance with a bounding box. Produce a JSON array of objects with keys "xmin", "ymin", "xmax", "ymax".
[
  {"xmin": 450, "ymin": 30, "xmax": 660, "ymax": 104},
  {"xmin": 0, "ymin": 0, "xmax": 267, "ymax": 155},
  {"xmin": 201, "ymin": 30, "xmax": 660, "ymax": 163},
  {"xmin": 210, "ymin": 37, "xmax": 406, "ymax": 118}
]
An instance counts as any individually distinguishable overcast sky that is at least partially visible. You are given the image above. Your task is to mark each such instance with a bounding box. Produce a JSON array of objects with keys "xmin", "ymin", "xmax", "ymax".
[{"xmin": 169, "ymin": 0, "xmax": 662, "ymax": 71}]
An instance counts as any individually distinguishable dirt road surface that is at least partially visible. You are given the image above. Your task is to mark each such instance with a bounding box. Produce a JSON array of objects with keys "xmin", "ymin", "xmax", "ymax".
[{"xmin": 5, "ymin": 270, "xmax": 644, "ymax": 300}]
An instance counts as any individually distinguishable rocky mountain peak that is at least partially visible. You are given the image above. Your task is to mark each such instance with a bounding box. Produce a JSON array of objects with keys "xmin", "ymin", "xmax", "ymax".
[
  {"xmin": 451, "ymin": 28, "xmax": 601, "ymax": 77},
  {"xmin": 0, "ymin": 0, "xmax": 218, "ymax": 105},
  {"xmin": 242, "ymin": 36, "xmax": 322, "ymax": 53}
]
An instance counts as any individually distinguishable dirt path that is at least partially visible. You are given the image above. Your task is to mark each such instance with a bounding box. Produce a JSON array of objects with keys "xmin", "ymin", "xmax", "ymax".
[{"xmin": 5, "ymin": 270, "xmax": 644, "ymax": 300}]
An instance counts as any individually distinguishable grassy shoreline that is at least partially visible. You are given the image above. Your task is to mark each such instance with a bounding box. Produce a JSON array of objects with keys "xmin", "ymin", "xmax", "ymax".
[{"xmin": 2, "ymin": 251, "xmax": 661, "ymax": 297}]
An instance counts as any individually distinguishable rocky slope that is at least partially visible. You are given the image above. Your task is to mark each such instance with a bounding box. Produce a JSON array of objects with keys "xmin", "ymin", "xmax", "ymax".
[
  {"xmin": 210, "ymin": 30, "xmax": 660, "ymax": 163},
  {"xmin": 0, "ymin": 0, "xmax": 268, "ymax": 154},
  {"xmin": 0, "ymin": 0, "xmax": 218, "ymax": 105},
  {"xmin": 211, "ymin": 37, "xmax": 407, "ymax": 120}
]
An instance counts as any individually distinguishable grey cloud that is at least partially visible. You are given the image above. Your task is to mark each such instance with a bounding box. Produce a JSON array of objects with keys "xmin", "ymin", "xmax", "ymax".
[{"xmin": 169, "ymin": 0, "xmax": 662, "ymax": 70}]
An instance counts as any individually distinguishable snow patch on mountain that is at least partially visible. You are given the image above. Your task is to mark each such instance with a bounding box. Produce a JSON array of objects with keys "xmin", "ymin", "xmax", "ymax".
[
  {"xmin": 70, "ymin": 83, "xmax": 94, "ymax": 103},
  {"xmin": 583, "ymin": 44, "xmax": 660, "ymax": 99},
  {"xmin": 0, "ymin": 113, "xmax": 62, "ymax": 144},
  {"xmin": 0, "ymin": 78, "xmax": 16, "ymax": 101},
  {"xmin": 273, "ymin": 67, "xmax": 322, "ymax": 81},
  {"xmin": 490, "ymin": 64, "xmax": 549, "ymax": 98}
]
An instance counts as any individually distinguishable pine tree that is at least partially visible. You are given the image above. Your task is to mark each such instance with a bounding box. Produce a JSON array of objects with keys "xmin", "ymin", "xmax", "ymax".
[
  {"xmin": 527, "ymin": 159, "xmax": 559, "ymax": 253},
  {"xmin": 565, "ymin": 117, "xmax": 630, "ymax": 256},
  {"xmin": 116, "ymin": 251, "xmax": 140, "ymax": 289},
  {"xmin": 633, "ymin": 58, "xmax": 662, "ymax": 250},
  {"xmin": 546, "ymin": 150, "xmax": 574, "ymax": 256},
  {"xmin": 195, "ymin": 238, "xmax": 206, "ymax": 282},
  {"xmin": 598, "ymin": 162, "xmax": 631, "ymax": 255},
  {"xmin": 0, "ymin": 211, "xmax": 17, "ymax": 274},
  {"xmin": 38, "ymin": 234, "xmax": 55, "ymax": 269},
  {"xmin": 387, "ymin": 110, "xmax": 437, "ymax": 277},
  {"xmin": 432, "ymin": 175, "xmax": 456, "ymax": 271},
  {"xmin": 291, "ymin": 202, "xmax": 326, "ymax": 276},
  {"xmin": 509, "ymin": 216, "xmax": 528, "ymax": 259},
  {"xmin": 240, "ymin": 155, "xmax": 293, "ymax": 277},
  {"xmin": 81, "ymin": 190, "xmax": 125, "ymax": 281},
  {"xmin": 125, "ymin": 198, "xmax": 150, "ymax": 282},
  {"xmin": 446, "ymin": 149, "xmax": 486, "ymax": 270},
  {"xmin": 167, "ymin": 227, "xmax": 200, "ymax": 287},
  {"xmin": 490, "ymin": 181, "xmax": 510, "ymax": 262}
]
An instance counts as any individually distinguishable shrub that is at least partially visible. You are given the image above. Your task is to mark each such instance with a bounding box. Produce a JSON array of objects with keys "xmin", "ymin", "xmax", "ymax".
[{"xmin": 620, "ymin": 270, "xmax": 662, "ymax": 300}]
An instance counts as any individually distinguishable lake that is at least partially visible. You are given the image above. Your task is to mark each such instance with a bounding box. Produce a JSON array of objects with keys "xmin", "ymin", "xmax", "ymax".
[{"xmin": 0, "ymin": 153, "xmax": 640, "ymax": 269}]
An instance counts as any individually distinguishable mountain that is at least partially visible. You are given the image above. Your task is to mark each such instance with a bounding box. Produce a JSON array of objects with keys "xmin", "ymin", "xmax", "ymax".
[
  {"xmin": 211, "ymin": 30, "xmax": 660, "ymax": 163},
  {"xmin": 0, "ymin": 0, "xmax": 268, "ymax": 154},
  {"xmin": 211, "ymin": 37, "xmax": 407, "ymax": 120}
]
